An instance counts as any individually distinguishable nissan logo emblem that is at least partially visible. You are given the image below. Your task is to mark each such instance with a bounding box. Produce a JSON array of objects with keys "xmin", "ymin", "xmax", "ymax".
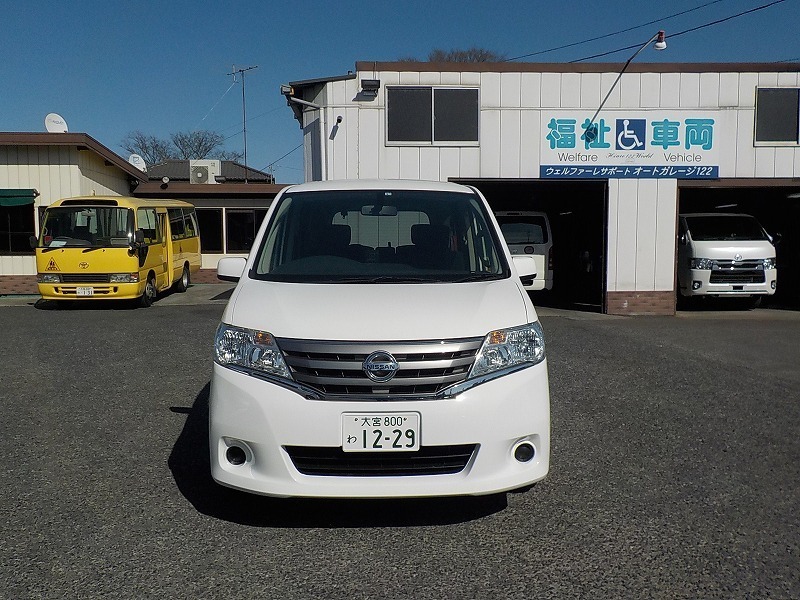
[{"xmin": 362, "ymin": 351, "xmax": 399, "ymax": 383}]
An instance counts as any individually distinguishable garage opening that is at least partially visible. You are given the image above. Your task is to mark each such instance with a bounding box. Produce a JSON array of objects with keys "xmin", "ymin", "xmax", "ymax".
[
  {"xmin": 455, "ymin": 179, "xmax": 608, "ymax": 312},
  {"xmin": 678, "ymin": 183, "xmax": 800, "ymax": 309}
]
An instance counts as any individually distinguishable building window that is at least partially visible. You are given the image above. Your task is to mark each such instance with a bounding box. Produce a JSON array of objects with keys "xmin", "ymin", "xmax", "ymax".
[
  {"xmin": 225, "ymin": 208, "xmax": 268, "ymax": 254},
  {"xmin": 755, "ymin": 88, "xmax": 800, "ymax": 144},
  {"xmin": 0, "ymin": 204, "xmax": 35, "ymax": 254},
  {"xmin": 387, "ymin": 87, "xmax": 479, "ymax": 145},
  {"xmin": 196, "ymin": 208, "xmax": 223, "ymax": 253}
]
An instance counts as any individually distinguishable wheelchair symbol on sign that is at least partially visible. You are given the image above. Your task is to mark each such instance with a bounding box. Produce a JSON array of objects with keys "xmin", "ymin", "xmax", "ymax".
[{"xmin": 617, "ymin": 119, "xmax": 644, "ymax": 150}]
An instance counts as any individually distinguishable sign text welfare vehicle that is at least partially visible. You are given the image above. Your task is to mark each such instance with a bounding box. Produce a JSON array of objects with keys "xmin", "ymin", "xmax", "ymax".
[
  {"xmin": 211, "ymin": 179, "xmax": 550, "ymax": 498},
  {"xmin": 33, "ymin": 196, "xmax": 201, "ymax": 307}
]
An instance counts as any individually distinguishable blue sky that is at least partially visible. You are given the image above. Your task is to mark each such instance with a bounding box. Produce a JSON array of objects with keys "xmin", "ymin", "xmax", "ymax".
[{"xmin": 2, "ymin": 0, "xmax": 797, "ymax": 183}]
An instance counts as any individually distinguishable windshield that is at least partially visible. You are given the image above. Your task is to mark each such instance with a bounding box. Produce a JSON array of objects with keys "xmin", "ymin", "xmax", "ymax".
[
  {"xmin": 40, "ymin": 206, "xmax": 134, "ymax": 248},
  {"xmin": 685, "ymin": 215, "xmax": 769, "ymax": 242},
  {"xmin": 497, "ymin": 215, "xmax": 549, "ymax": 244},
  {"xmin": 251, "ymin": 189, "xmax": 508, "ymax": 283}
]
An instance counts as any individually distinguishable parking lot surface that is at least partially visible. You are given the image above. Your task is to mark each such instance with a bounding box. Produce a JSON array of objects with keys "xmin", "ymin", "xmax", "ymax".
[{"xmin": 1, "ymin": 286, "xmax": 798, "ymax": 599}]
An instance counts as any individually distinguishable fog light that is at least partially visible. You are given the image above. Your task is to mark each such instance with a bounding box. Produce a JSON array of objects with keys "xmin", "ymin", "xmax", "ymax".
[
  {"xmin": 692, "ymin": 281, "xmax": 702, "ymax": 290},
  {"xmin": 225, "ymin": 446, "xmax": 247, "ymax": 466},
  {"xmin": 771, "ymin": 281, "xmax": 777, "ymax": 290},
  {"xmin": 513, "ymin": 441, "xmax": 536, "ymax": 463}
]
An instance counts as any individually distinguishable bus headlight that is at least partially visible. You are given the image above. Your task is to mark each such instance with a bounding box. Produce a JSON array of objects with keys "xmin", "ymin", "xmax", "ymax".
[
  {"xmin": 214, "ymin": 323, "xmax": 292, "ymax": 379},
  {"xmin": 470, "ymin": 322, "xmax": 546, "ymax": 378},
  {"xmin": 37, "ymin": 274, "xmax": 61, "ymax": 283},
  {"xmin": 110, "ymin": 273, "xmax": 140, "ymax": 283}
]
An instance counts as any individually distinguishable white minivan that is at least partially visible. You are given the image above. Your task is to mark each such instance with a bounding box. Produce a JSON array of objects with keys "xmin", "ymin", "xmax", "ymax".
[
  {"xmin": 677, "ymin": 213, "xmax": 778, "ymax": 305},
  {"xmin": 495, "ymin": 211, "xmax": 553, "ymax": 291},
  {"xmin": 211, "ymin": 180, "xmax": 550, "ymax": 498}
]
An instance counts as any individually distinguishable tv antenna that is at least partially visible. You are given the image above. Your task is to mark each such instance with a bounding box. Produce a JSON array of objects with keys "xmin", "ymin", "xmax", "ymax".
[{"xmin": 228, "ymin": 64, "xmax": 258, "ymax": 183}]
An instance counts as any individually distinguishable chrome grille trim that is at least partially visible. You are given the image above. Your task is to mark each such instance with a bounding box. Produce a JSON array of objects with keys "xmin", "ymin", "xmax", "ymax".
[{"xmin": 278, "ymin": 337, "xmax": 483, "ymax": 399}]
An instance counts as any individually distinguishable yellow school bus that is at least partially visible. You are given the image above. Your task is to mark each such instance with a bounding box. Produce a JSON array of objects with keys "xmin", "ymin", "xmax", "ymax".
[{"xmin": 33, "ymin": 196, "xmax": 201, "ymax": 307}]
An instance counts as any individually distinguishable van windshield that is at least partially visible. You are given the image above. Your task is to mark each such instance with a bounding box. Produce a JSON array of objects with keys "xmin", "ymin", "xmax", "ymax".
[
  {"xmin": 40, "ymin": 207, "xmax": 134, "ymax": 248},
  {"xmin": 496, "ymin": 216, "xmax": 549, "ymax": 244},
  {"xmin": 251, "ymin": 189, "xmax": 509, "ymax": 283},
  {"xmin": 685, "ymin": 215, "xmax": 769, "ymax": 242}
]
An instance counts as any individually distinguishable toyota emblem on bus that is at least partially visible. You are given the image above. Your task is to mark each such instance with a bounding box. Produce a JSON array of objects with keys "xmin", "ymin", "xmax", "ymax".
[
  {"xmin": 362, "ymin": 351, "xmax": 400, "ymax": 383},
  {"xmin": 79, "ymin": 262, "xmax": 89, "ymax": 269}
]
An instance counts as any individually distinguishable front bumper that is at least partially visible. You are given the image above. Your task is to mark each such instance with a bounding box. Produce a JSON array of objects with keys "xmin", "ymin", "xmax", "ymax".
[
  {"xmin": 209, "ymin": 361, "xmax": 550, "ymax": 498},
  {"xmin": 680, "ymin": 268, "xmax": 777, "ymax": 297},
  {"xmin": 37, "ymin": 281, "xmax": 145, "ymax": 300}
]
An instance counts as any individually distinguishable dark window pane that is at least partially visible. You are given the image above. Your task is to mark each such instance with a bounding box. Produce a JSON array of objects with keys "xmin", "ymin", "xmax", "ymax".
[
  {"xmin": 185, "ymin": 209, "xmax": 198, "ymax": 238},
  {"xmin": 756, "ymin": 88, "xmax": 799, "ymax": 142},
  {"xmin": 167, "ymin": 208, "xmax": 186, "ymax": 239},
  {"xmin": 0, "ymin": 204, "xmax": 35, "ymax": 254},
  {"xmin": 387, "ymin": 87, "xmax": 432, "ymax": 142},
  {"xmin": 434, "ymin": 88, "xmax": 479, "ymax": 142},
  {"xmin": 226, "ymin": 210, "xmax": 257, "ymax": 253},
  {"xmin": 196, "ymin": 208, "xmax": 223, "ymax": 253}
]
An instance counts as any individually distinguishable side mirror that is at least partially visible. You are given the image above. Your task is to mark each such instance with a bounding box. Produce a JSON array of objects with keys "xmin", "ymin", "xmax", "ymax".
[
  {"xmin": 29, "ymin": 235, "xmax": 38, "ymax": 249},
  {"xmin": 134, "ymin": 229, "xmax": 145, "ymax": 245},
  {"xmin": 678, "ymin": 233, "xmax": 687, "ymax": 246},
  {"xmin": 512, "ymin": 255, "xmax": 545, "ymax": 290},
  {"xmin": 217, "ymin": 257, "xmax": 247, "ymax": 282},
  {"xmin": 772, "ymin": 232, "xmax": 783, "ymax": 246}
]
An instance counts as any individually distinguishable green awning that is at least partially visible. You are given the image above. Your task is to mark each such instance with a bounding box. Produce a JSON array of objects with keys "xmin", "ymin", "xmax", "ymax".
[{"xmin": 0, "ymin": 189, "xmax": 38, "ymax": 207}]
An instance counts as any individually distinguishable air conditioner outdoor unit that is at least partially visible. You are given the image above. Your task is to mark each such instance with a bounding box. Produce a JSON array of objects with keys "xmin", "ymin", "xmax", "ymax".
[{"xmin": 189, "ymin": 159, "xmax": 221, "ymax": 184}]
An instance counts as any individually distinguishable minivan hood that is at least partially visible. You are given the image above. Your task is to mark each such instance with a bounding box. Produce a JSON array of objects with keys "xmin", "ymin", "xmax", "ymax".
[
  {"xmin": 224, "ymin": 279, "xmax": 534, "ymax": 341},
  {"xmin": 690, "ymin": 239, "xmax": 775, "ymax": 259}
]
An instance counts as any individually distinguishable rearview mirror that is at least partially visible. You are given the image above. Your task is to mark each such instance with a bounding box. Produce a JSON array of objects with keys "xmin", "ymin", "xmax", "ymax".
[{"xmin": 361, "ymin": 205, "xmax": 398, "ymax": 216}]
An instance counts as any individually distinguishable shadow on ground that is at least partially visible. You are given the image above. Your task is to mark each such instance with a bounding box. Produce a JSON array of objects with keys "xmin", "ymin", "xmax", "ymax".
[{"xmin": 168, "ymin": 383, "xmax": 508, "ymax": 528}]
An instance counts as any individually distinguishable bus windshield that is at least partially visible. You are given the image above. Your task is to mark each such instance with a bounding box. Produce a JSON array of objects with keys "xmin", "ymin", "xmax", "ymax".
[{"xmin": 40, "ymin": 207, "xmax": 134, "ymax": 248}]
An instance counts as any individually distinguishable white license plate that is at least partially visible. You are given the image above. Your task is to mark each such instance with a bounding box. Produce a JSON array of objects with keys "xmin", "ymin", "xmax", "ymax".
[
  {"xmin": 342, "ymin": 413, "xmax": 420, "ymax": 452},
  {"xmin": 76, "ymin": 287, "xmax": 94, "ymax": 296}
]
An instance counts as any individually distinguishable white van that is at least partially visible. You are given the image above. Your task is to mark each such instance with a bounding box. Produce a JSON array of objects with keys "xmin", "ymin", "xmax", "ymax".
[
  {"xmin": 211, "ymin": 180, "xmax": 550, "ymax": 498},
  {"xmin": 677, "ymin": 213, "xmax": 777, "ymax": 304},
  {"xmin": 495, "ymin": 211, "xmax": 553, "ymax": 291}
]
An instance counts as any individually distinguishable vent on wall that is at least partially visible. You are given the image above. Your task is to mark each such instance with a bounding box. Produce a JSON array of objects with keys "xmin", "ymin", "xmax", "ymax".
[{"xmin": 189, "ymin": 159, "xmax": 221, "ymax": 184}]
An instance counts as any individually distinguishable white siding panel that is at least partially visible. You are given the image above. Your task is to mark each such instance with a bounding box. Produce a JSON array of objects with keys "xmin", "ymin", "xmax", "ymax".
[
  {"xmin": 601, "ymin": 72, "xmax": 623, "ymax": 109},
  {"xmin": 380, "ymin": 146, "xmax": 401, "ymax": 179},
  {"xmin": 461, "ymin": 72, "xmax": 481, "ymax": 86},
  {"xmin": 419, "ymin": 147, "xmax": 440, "ymax": 181},
  {"xmin": 481, "ymin": 73, "xmax": 501, "ymax": 107},
  {"xmin": 636, "ymin": 73, "xmax": 662, "ymax": 108},
  {"xmin": 758, "ymin": 72, "xmax": 779, "ymax": 87},
  {"xmin": 679, "ymin": 73, "xmax": 700, "ymax": 108},
  {"xmin": 614, "ymin": 179, "xmax": 639, "ymax": 290},
  {"xmin": 398, "ymin": 72, "xmax": 421, "ymax": 85},
  {"xmin": 738, "ymin": 73, "xmax": 759, "ymax": 107},
  {"xmin": 655, "ymin": 179, "xmax": 678, "ymax": 291},
  {"xmin": 754, "ymin": 147, "xmax": 776, "ymax": 178},
  {"xmin": 717, "ymin": 109, "xmax": 739, "ymax": 178},
  {"xmin": 777, "ymin": 72, "xmax": 799, "ymax": 86},
  {"xmin": 500, "ymin": 111, "xmax": 521, "ymax": 178},
  {"xmin": 623, "ymin": 73, "xmax": 645, "ymax": 108},
  {"xmin": 345, "ymin": 106, "xmax": 360, "ymax": 179},
  {"xmin": 540, "ymin": 73, "xmax": 561, "ymax": 107},
  {"xmin": 718, "ymin": 73, "xmax": 739, "ymax": 107},
  {"xmin": 699, "ymin": 73, "xmax": 720, "ymax": 108},
  {"xmin": 419, "ymin": 72, "xmax": 441, "ymax": 86},
  {"xmin": 605, "ymin": 180, "xmax": 619, "ymax": 292},
  {"xmin": 440, "ymin": 147, "xmax": 461, "ymax": 181},
  {"xmin": 580, "ymin": 73, "xmax": 601, "ymax": 109},
  {"xmin": 659, "ymin": 73, "xmax": 681, "ymax": 108},
  {"xmin": 441, "ymin": 72, "xmax": 461, "ymax": 86},
  {"xmin": 379, "ymin": 72, "xmax": 400, "ymax": 87},
  {"xmin": 358, "ymin": 108, "xmax": 380, "ymax": 179},
  {"xmin": 480, "ymin": 110, "xmax": 501, "ymax": 177},
  {"xmin": 500, "ymin": 73, "xmax": 521, "ymax": 108},
  {"xmin": 795, "ymin": 148, "xmax": 800, "ymax": 178},
  {"xmin": 460, "ymin": 147, "xmax": 480, "ymax": 176},
  {"xmin": 774, "ymin": 147, "xmax": 795, "ymax": 178},
  {"xmin": 398, "ymin": 147, "xmax": 420, "ymax": 180},
  {"xmin": 635, "ymin": 179, "xmax": 658, "ymax": 290},
  {"xmin": 560, "ymin": 73, "xmax": 581, "ymax": 108},
  {"xmin": 520, "ymin": 110, "xmax": 540, "ymax": 178},
  {"xmin": 735, "ymin": 110, "xmax": 756, "ymax": 177},
  {"xmin": 329, "ymin": 80, "xmax": 348, "ymax": 106},
  {"xmin": 520, "ymin": 73, "xmax": 541, "ymax": 108}
]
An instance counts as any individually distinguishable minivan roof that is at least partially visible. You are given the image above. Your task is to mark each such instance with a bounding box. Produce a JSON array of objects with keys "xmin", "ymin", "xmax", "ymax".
[{"xmin": 283, "ymin": 179, "xmax": 475, "ymax": 194}]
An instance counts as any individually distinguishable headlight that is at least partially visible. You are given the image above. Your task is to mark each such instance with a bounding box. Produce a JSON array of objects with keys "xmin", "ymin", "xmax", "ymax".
[
  {"xmin": 690, "ymin": 258, "xmax": 714, "ymax": 270},
  {"xmin": 37, "ymin": 273, "xmax": 61, "ymax": 283},
  {"xmin": 762, "ymin": 257, "xmax": 777, "ymax": 270},
  {"xmin": 109, "ymin": 273, "xmax": 140, "ymax": 283},
  {"xmin": 470, "ymin": 322, "xmax": 546, "ymax": 378},
  {"xmin": 214, "ymin": 323, "xmax": 291, "ymax": 379}
]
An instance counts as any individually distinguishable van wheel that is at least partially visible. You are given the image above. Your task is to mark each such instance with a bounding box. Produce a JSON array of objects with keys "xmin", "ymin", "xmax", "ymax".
[
  {"xmin": 139, "ymin": 274, "xmax": 157, "ymax": 308},
  {"xmin": 174, "ymin": 266, "xmax": 190, "ymax": 293}
]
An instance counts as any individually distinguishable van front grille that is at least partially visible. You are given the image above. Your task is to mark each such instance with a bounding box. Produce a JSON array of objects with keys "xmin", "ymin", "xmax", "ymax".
[
  {"xmin": 284, "ymin": 444, "xmax": 477, "ymax": 476},
  {"xmin": 710, "ymin": 270, "xmax": 765, "ymax": 284},
  {"xmin": 277, "ymin": 337, "xmax": 483, "ymax": 399},
  {"xmin": 61, "ymin": 273, "xmax": 111, "ymax": 283}
]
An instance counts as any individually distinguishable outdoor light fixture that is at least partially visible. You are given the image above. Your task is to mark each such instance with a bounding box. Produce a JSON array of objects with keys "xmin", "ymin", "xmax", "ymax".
[
  {"xmin": 360, "ymin": 79, "xmax": 380, "ymax": 98},
  {"xmin": 584, "ymin": 31, "xmax": 667, "ymax": 142}
]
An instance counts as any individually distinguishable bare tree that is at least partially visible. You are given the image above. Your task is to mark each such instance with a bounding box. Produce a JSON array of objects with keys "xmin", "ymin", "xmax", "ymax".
[
  {"xmin": 427, "ymin": 48, "xmax": 506, "ymax": 62},
  {"xmin": 121, "ymin": 129, "xmax": 243, "ymax": 165}
]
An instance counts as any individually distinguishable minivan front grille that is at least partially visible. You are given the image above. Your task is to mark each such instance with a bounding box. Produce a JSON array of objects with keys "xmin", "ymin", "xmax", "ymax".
[
  {"xmin": 284, "ymin": 444, "xmax": 477, "ymax": 476},
  {"xmin": 710, "ymin": 260, "xmax": 766, "ymax": 284},
  {"xmin": 277, "ymin": 337, "xmax": 483, "ymax": 399}
]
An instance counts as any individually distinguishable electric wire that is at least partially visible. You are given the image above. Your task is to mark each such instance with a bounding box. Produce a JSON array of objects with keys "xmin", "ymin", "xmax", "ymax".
[{"xmin": 569, "ymin": 0, "xmax": 788, "ymax": 62}]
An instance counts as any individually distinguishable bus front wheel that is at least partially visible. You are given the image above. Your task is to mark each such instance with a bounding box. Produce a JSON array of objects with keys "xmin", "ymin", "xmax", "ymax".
[{"xmin": 139, "ymin": 274, "xmax": 157, "ymax": 308}]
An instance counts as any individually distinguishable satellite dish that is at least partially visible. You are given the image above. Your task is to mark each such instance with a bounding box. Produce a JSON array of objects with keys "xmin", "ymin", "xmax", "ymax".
[
  {"xmin": 128, "ymin": 154, "xmax": 147, "ymax": 172},
  {"xmin": 45, "ymin": 113, "xmax": 69, "ymax": 133}
]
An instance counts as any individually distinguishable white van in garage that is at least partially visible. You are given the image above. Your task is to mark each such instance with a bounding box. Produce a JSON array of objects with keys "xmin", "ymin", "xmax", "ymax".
[
  {"xmin": 677, "ymin": 213, "xmax": 778, "ymax": 305},
  {"xmin": 495, "ymin": 211, "xmax": 553, "ymax": 291},
  {"xmin": 211, "ymin": 180, "xmax": 550, "ymax": 498}
]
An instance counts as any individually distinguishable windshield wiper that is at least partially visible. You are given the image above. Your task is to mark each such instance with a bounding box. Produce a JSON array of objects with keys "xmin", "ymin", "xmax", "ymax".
[
  {"xmin": 451, "ymin": 273, "xmax": 504, "ymax": 283},
  {"xmin": 337, "ymin": 276, "xmax": 432, "ymax": 283}
]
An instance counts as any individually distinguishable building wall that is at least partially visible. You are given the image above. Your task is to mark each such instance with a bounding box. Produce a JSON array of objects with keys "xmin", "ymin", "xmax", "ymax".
[{"xmin": 301, "ymin": 67, "xmax": 800, "ymax": 312}]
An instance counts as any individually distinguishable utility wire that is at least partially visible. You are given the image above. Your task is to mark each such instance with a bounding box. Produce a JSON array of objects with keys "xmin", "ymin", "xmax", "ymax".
[
  {"xmin": 192, "ymin": 81, "xmax": 237, "ymax": 131},
  {"xmin": 569, "ymin": 0, "xmax": 788, "ymax": 62},
  {"xmin": 263, "ymin": 144, "xmax": 303, "ymax": 172},
  {"xmin": 505, "ymin": 0, "xmax": 728, "ymax": 62}
]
